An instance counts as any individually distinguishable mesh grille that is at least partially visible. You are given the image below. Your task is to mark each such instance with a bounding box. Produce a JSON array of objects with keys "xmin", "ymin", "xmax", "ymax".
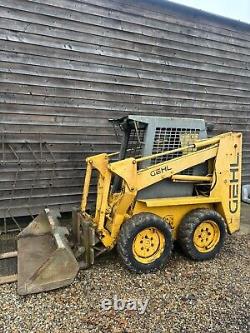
[
  {"xmin": 151, "ymin": 127, "xmax": 200, "ymax": 174},
  {"xmin": 123, "ymin": 124, "xmax": 201, "ymax": 175},
  {"xmin": 125, "ymin": 127, "xmax": 145, "ymax": 158}
]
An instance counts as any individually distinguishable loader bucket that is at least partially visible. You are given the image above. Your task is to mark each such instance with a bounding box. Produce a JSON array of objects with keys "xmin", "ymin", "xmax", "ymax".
[{"xmin": 17, "ymin": 209, "xmax": 79, "ymax": 295}]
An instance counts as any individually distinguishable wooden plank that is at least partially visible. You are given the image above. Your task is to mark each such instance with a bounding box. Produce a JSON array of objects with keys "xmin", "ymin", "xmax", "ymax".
[
  {"xmin": 1, "ymin": 1, "xmax": 250, "ymax": 49},
  {"xmin": 1, "ymin": 61, "xmax": 250, "ymax": 93},
  {"xmin": 1, "ymin": 73, "xmax": 250, "ymax": 99},
  {"xmin": 0, "ymin": 274, "xmax": 17, "ymax": 284},
  {"xmin": 0, "ymin": 251, "xmax": 17, "ymax": 259},
  {"xmin": 0, "ymin": 29, "xmax": 249, "ymax": 74},
  {"xmin": 9, "ymin": 0, "xmax": 250, "ymax": 42},
  {"xmin": 0, "ymin": 16, "xmax": 249, "ymax": 63},
  {"xmin": 1, "ymin": 49, "xmax": 250, "ymax": 84},
  {"xmin": 2, "ymin": 83, "xmax": 250, "ymax": 105},
  {"xmin": 1, "ymin": 93, "xmax": 250, "ymax": 112},
  {"xmin": 0, "ymin": 103, "xmax": 249, "ymax": 120},
  {"xmin": 0, "ymin": 7, "xmax": 250, "ymax": 57}
]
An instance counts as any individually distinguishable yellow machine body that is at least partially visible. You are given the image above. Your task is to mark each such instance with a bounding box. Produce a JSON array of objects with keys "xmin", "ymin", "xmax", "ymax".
[
  {"xmin": 80, "ymin": 132, "xmax": 242, "ymax": 249},
  {"xmin": 17, "ymin": 131, "xmax": 242, "ymax": 295}
]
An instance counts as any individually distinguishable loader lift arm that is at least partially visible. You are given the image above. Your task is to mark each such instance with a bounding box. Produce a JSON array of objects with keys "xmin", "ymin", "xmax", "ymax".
[{"xmin": 110, "ymin": 139, "xmax": 219, "ymax": 192}]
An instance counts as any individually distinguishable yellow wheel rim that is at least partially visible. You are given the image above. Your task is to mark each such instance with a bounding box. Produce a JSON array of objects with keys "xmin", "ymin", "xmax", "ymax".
[
  {"xmin": 193, "ymin": 220, "xmax": 220, "ymax": 253},
  {"xmin": 132, "ymin": 227, "xmax": 165, "ymax": 264}
]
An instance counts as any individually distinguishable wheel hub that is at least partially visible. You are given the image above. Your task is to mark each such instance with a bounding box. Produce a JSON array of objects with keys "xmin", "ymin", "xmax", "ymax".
[
  {"xmin": 193, "ymin": 220, "xmax": 220, "ymax": 253},
  {"xmin": 132, "ymin": 227, "xmax": 165, "ymax": 264}
]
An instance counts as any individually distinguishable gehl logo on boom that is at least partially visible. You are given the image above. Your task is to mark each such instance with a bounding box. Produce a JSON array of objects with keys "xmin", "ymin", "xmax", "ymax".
[
  {"xmin": 229, "ymin": 153, "xmax": 240, "ymax": 214},
  {"xmin": 150, "ymin": 165, "xmax": 172, "ymax": 177}
]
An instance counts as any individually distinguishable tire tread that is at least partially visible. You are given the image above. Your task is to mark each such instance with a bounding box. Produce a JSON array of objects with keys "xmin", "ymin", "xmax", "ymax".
[
  {"xmin": 178, "ymin": 209, "xmax": 226, "ymax": 261},
  {"xmin": 117, "ymin": 213, "xmax": 173, "ymax": 273}
]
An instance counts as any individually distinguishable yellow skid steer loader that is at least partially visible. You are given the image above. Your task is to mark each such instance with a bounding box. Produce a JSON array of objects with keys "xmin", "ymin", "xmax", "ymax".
[{"xmin": 17, "ymin": 116, "xmax": 242, "ymax": 295}]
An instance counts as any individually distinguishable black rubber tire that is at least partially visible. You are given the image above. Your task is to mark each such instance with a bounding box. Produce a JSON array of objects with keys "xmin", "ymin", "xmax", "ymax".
[
  {"xmin": 117, "ymin": 212, "xmax": 173, "ymax": 273},
  {"xmin": 178, "ymin": 208, "xmax": 226, "ymax": 261}
]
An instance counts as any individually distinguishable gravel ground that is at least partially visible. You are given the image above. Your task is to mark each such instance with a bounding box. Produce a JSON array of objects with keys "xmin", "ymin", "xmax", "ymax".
[{"xmin": 0, "ymin": 234, "xmax": 249, "ymax": 333}]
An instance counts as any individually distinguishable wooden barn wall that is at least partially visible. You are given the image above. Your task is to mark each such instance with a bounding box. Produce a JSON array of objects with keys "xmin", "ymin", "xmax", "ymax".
[{"xmin": 0, "ymin": 0, "xmax": 249, "ymax": 219}]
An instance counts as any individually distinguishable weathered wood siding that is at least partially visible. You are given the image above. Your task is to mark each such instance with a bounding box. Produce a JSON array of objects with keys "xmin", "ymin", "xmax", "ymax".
[{"xmin": 0, "ymin": 0, "xmax": 249, "ymax": 219}]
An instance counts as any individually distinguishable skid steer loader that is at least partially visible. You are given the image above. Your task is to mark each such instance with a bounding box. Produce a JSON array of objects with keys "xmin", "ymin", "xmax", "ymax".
[{"xmin": 17, "ymin": 116, "xmax": 242, "ymax": 295}]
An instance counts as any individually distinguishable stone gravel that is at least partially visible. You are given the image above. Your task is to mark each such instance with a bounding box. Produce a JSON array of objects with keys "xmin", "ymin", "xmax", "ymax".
[{"xmin": 0, "ymin": 234, "xmax": 249, "ymax": 333}]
